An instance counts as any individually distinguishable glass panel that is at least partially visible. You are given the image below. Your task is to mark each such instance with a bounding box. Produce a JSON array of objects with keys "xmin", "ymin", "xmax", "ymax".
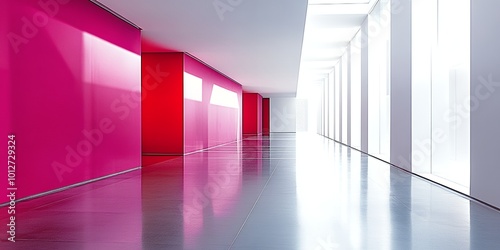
[
  {"xmin": 431, "ymin": 0, "xmax": 470, "ymax": 188},
  {"xmin": 411, "ymin": 0, "xmax": 435, "ymax": 174}
]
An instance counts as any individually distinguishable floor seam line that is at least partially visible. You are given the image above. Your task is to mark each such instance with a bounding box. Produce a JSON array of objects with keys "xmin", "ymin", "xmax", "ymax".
[{"xmin": 227, "ymin": 159, "xmax": 281, "ymax": 250}]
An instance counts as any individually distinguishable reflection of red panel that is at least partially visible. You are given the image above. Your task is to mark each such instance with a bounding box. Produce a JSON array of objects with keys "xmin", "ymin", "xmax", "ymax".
[
  {"xmin": 263, "ymin": 98, "xmax": 270, "ymax": 134},
  {"xmin": 142, "ymin": 155, "xmax": 180, "ymax": 167},
  {"xmin": 142, "ymin": 53, "xmax": 184, "ymax": 154},
  {"xmin": 243, "ymin": 93, "xmax": 263, "ymax": 134}
]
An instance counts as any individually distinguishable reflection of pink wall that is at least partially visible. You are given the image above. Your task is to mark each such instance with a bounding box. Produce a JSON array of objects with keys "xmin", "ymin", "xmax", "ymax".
[
  {"xmin": 184, "ymin": 54, "xmax": 242, "ymax": 153},
  {"xmin": 182, "ymin": 155, "xmax": 242, "ymax": 248},
  {"xmin": 2, "ymin": 0, "xmax": 141, "ymax": 203}
]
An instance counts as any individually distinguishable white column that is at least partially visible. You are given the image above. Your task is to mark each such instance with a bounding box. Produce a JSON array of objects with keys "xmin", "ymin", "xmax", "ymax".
[
  {"xmin": 470, "ymin": 0, "xmax": 500, "ymax": 208},
  {"xmin": 390, "ymin": 0, "xmax": 412, "ymax": 171}
]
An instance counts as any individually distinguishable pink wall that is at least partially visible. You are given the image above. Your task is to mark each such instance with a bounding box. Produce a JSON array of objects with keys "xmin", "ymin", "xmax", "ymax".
[
  {"xmin": 1, "ymin": 0, "xmax": 141, "ymax": 203},
  {"xmin": 184, "ymin": 54, "xmax": 242, "ymax": 153},
  {"xmin": 1, "ymin": 3, "xmax": 11, "ymax": 203}
]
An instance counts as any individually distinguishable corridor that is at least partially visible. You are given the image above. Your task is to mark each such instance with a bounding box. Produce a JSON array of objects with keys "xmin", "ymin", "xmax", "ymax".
[{"xmin": 1, "ymin": 133, "xmax": 500, "ymax": 249}]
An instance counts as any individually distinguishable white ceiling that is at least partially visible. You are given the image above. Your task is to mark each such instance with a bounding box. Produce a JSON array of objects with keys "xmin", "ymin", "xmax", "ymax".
[
  {"xmin": 298, "ymin": 0, "xmax": 376, "ymax": 87},
  {"xmin": 97, "ymin": 0, "xmax": 308, "ymax": 97},
  {"xmin": 96, "ymin": 0, "xmax": 375, "ymax": 97}
]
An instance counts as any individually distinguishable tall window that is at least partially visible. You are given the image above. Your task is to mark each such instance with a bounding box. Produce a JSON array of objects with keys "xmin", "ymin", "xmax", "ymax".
[
  {"xmin": 335, "ymin": 64, "xmax": 341, "ymax": 141},
  {"xmin": 350, "ymin": 31, "xmax": 362, "ymax": 149},
  {"xmin": 329, "ymin": 70, "xmax": 335, "ymax": 139},
  {"xmin": 341, "ymin": 53, "xmax": 349, "ymax": 144},
  {"xmin": 412, "ymin": 0, "xmax": 470, "ymax": 192},
  {"xmin": 368, "ymin": 0, "xmax": 391, "ymax": 161}
]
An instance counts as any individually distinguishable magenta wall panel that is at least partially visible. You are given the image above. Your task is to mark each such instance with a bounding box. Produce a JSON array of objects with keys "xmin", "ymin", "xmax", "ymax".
[
  {"xmin": 1, "ymin": 3, "xmax": 11, "ymax": 204},
  {"xmin": 183, "ymin": 54, "xmax": 242, "ymax": 153},
  {"xmin": 1, "ymin": 0, "xmax": 141, "ymax": 203},
  {"xmin": 184, "ymin": 98, "xmax": 206, "ymax": 153},
  {"xmin": 208, "ymin": 105, "xmax": 240, "ymax": 148}
]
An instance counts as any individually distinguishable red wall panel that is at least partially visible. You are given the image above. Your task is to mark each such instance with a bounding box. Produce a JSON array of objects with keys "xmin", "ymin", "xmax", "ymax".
[
  {"xmin": 243, "ymin": 93, "xmax": 258, "ymax": 134},
  {"xmin": 257, "ymin": 95, "xmax": 263, "ymax": 133},
  {"xmin": 243, "ymin": 93, "xmax": 263, "ymax": 134},
  {"xmin": 2, "ymin": 0, "xmax": 141, "ymax": 202},
  {"xmin": 142, "ymin": 53, "xmax": 242, "ymax": 155},
  {"xmin": 142, "ymin": 53, "xmax": 184, "ymax": 154},
  {"xmin": 263, "ymin": 98, "xmax": 270, "ymax": 134}
]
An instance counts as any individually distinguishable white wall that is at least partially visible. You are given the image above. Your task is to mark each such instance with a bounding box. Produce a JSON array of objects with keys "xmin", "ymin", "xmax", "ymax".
[
  {"xmin": 270, "ymin": 98, "xmax": 297, "ymax": 132},
  {"xmin": 310, "ymin": 0, "xmax": 500, "ymax": 208},
  {"xmin": 390, "ymin": 0, "xmax": 412, "ymax": 171},
  {"xmin": 470, "ymin": 0, "xmax": 500, "ymax": 208}
]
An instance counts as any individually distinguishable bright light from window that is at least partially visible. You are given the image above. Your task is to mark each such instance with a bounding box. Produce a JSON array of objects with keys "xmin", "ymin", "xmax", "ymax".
[
  {"xmin": 210, "ymin": 85, "xmax": 239, "ymax": 108},
  {"xmin": 82, "ymin": 32, "xmax": 140, "ymax": 90},
  {"xmin": 184, "ymin": 72, "xmax": 203, "ymax": 102}
]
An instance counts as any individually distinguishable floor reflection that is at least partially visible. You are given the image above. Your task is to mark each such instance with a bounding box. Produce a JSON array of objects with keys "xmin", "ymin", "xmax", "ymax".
[{"xmin": 2, "ymin": 133, "xmax": 500, "ymax": 249}]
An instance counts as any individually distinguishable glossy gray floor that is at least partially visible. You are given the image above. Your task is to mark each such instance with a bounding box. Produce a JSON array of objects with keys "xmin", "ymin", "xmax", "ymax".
[{"xmin": 1, "ymin": 133, "xmax": 500, "ymax": 249}]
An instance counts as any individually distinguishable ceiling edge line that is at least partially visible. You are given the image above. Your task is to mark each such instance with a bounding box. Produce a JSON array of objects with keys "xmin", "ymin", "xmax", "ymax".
[{"xmin": 89, "ymin": 0, "xmax": 142, "ymax": 30}]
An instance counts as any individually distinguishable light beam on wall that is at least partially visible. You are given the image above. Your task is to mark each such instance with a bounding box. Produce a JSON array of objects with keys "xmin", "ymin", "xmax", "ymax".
[{"xmin": 210, "ymin": 85, "xmax": 239, "ymax": 108}]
